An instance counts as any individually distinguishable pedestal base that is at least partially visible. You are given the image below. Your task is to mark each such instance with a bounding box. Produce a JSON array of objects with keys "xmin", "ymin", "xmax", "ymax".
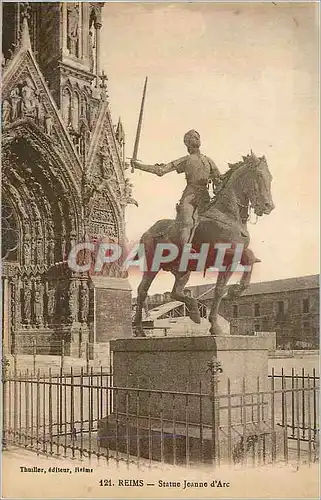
[
  {"xmin": 98, "ymin": 413, "xmax": 284, "ymax": 465},
  {"xmin": 99, "ymin": 335, "xmax": 281, "ymax": 465}
]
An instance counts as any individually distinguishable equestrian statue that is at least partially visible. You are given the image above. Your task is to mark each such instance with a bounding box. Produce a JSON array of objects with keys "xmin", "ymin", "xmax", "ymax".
[{"xmin": 130, "ymin": 80, "xmax": 275, "ymax": 337}]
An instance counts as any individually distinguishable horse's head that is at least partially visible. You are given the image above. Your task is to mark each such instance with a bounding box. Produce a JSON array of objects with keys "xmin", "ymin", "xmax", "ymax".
[{"xmin": 243, "ymin": 151, "xmax": 275, "ymax": 217}]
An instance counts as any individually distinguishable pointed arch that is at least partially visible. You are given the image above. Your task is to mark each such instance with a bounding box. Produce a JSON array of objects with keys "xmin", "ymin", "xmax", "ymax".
[
  {"xmin": 1, "ymin": 197, "xmax": 20, "ymax": 262},
  {"xmin": 2, "ymin": 121, "xmax": 84, "ymax": 257}
]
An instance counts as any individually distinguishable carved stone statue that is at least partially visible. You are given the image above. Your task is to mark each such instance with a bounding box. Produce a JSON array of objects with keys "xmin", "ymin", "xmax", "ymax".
[
  {"xmin": 47, "ymin": 239, "xmax": 55, "ymax": 265},
  {"xmin": 58, "ymin": 281, "xmax": 68, "ymax": 317},
  {"xmin": 44, "ymin": 113, "xmax": 53, "ymax": 135},
  {"xmin": 67, "ymin": 3, "xmax": 79, "ymax": 56},
  {"xmin": 21, "ymin": 79, "xmax": 39, "ymax": 119},
  {"xmin": 79, "ymin": 122, "xmax": 90, "ymax": 159},
  {"xmin": 62, "ymin": 87, "xmax": 72, "ymax": 126},
  {"xmin": 89, "ymin": 21, "xmax": 96, "ymax": 73},
  {"xmin": 14, "ymin": 278, "xmax": 22, "ymax": 328},
  {"xmin": 35, "ymin": 237, "xmax": 43, "ymax": 264},
  {"xmin": 23, "ymin": 281, "xmax": 32, "ymax": 325},
  {"xmin": 2, "ymin": 100, "xmax": 12, "ymax": 124},
  {"xmin": 10, "ymin": 87, "xmax": 21, "ymax": 121},
  {"xmin": 24, "ymin": 234, "xmax": 32, "ymax": 265},
  {"xmin": 33, "ymin": 281, "xmax": 43, "ymax": 327},
  {"xmin": 68, "ymin": 280, "xmax": 78, "ymax": 323},
  {"xmin": 79, "ymin": 281, "xmax": 89, "ymax": 323},
  {"xmin": 61, "ymin": 235, "xmax": 67, "ymax": 260}
]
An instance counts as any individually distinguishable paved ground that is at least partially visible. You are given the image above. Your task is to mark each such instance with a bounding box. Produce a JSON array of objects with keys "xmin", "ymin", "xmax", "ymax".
[{"xmin": 2, "ymin": 446, "xmax": 319, "ymax": 499}]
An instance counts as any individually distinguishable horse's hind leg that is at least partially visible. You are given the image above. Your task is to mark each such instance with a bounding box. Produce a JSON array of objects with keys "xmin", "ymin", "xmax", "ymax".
[
  {"xmin": 227, "ymin": 248, "xmax": 259, "ymax": 299},
  {"xmin": 133, "ymin": 272, "xmax": 157, "ymax": 337},
  {"xmin": 209, "ymin": 267, "xmax": 233, "ymax": 336},
  {"xmin": 170, "ymin": 270, "xmax": 201, "ymax": 324}
]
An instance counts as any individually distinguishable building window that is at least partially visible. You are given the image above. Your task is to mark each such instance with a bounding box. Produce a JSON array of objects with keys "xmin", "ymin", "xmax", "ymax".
[
  {"xmin": 302, "ymin": 298, "xmax": 310, "ymax": 314},
  {"xmin": 277, "ymin": 301, "xmax": 285, "ymax": 315},
  {"xmin": 232, "ymin": 304, "xmax": 238, "ymax": 318},
  {"xmin": 254, "ymin": 303, "xmax": 260, "ymax": 317},
  {"xmin": 254, "ymin": 322, "xmax": 260, "ymax": 332}
]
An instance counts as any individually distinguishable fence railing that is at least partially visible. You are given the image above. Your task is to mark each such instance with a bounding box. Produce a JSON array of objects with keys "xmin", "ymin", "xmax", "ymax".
[
  {"xmin": 268, "ymin": 368, "xmax": 319, "ymax": 452},
  {"xmin": 2, "ymin": 366, "xmax": 319, "ymax": 469}
]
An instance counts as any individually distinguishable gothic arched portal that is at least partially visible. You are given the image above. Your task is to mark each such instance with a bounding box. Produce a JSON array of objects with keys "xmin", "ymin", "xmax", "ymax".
[
  {"xmin": 2, "ymin": 3, "xmax": 133, "ymax": 355},
  {"xmin": 2, "ymin": 123, "xmax": 89, "ymax": 354}
]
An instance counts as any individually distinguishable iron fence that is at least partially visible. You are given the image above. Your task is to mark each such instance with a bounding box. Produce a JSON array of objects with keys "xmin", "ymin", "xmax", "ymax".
[
  {"xmin": 268, "ymin": 367, "xmax": 319, "ymax": 459},
  {"xmin": 2, "ymin": 366, "xmax": 319, "ymax": 469}
]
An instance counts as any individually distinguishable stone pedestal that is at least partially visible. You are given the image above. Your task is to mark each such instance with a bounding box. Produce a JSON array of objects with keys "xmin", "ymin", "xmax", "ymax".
[
  {"xmin": 91, "ymin": 276, "xmax": 132, "ymax": 342},
  {"xmin": 99, "ymin": 335, "xmax": 282, "ymax": 464}
]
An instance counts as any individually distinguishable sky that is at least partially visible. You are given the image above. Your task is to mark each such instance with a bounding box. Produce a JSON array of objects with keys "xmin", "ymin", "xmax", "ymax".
[{"xmin": 100, "ymin": 2, "xmax": 319, "ymax": 295}]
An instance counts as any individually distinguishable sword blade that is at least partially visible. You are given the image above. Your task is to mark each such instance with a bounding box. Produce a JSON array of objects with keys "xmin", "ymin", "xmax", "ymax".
[{"xmin": 131, "ymin": 76, "xmax": 148, "ymax": 172}]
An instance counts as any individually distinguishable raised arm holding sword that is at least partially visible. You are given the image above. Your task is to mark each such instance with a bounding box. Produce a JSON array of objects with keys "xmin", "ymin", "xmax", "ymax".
[{"xmin": 130, "ymin": 78, "xmax": 222, "ymax": 247}]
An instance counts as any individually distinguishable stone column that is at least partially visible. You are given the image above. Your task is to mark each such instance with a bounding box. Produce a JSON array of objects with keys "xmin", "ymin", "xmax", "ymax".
[
  {"xmin": 78, "ymin": 0, "xmax": 83, "ymax": 59},
  {"xmin": 95, "ymin": 22, "xmax": 102, "ymax": 87},
  {"xmin": 62, "ymin": 2, "xmax": 68, "ymax": 56},
  {"xmin": 2, "ymin": 278, "xmax": 10, "ymax": 355},
  {"xmin": 81, "ymin": 2, "xmax": 90, "ymax": 60}
]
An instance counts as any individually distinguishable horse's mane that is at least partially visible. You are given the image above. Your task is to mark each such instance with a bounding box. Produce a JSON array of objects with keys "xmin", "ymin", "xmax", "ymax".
[
  {"xmin": 216, "ymin": 157, "xmax": 254, "ymax": 193},
  {"xmin": 219, "ymin": 160, "xmax": 245, "ymax": 186},
  {"xmin": 205, "ymin": 156, "xmax": 254, "ymax": 210}
]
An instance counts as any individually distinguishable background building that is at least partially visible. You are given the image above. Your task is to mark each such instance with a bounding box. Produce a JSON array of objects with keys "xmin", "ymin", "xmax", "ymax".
[
  {"xmin": 2, "ymin": 2, "xmax": 134, "ymax": 355},
  {"xmin": 139, "ymin": 275, "xmax": 319, "ymax": 349}
]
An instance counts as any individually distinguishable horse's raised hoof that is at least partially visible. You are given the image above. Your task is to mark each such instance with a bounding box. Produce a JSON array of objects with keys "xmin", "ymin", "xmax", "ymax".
[
  {"xmin": 133, "ymin": 326, "xmax": 147, "ymax": 338},
  {"xmin": 227, "ymin": 283, "xmax": 244, "ymax": 299}
]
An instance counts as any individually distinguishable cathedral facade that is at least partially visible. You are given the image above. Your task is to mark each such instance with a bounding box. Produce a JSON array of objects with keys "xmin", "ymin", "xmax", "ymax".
[{"xmin": 2, "ymin": 2, "xmax": 134, "ymax": 356}]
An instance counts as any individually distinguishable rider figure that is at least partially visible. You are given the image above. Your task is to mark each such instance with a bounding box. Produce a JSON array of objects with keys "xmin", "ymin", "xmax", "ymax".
[{"xmin": 131, "ymin": 129, "xmax": 221, "ymax": 247}]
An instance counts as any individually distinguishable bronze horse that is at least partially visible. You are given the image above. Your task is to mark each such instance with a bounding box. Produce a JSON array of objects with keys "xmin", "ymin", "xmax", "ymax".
[{"xmin": 133, "ymin": 151, "xmax": 274, "ymax": 336}]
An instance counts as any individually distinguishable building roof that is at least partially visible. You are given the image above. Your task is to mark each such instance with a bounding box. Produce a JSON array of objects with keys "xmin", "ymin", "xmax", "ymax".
[
  {"xmin": 139, "ymin": 301, "xmax": 184, "ymax": 321},
  {"xmin": 188, "ymin": 274, "xmax": 319, "ymax": 301}
]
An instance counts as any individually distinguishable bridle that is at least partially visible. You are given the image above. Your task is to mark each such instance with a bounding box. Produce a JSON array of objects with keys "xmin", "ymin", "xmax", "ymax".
[
  {"xmin": 211, "ymin": 156, "xmax": 265, "ymax": 225},
  {"xmin": 235, "ymin": 161, "xmax": 262, "ymax": 225},
  {"xmin": 236, "ymin": 200, "xmax": 259, "ymax": 225}
]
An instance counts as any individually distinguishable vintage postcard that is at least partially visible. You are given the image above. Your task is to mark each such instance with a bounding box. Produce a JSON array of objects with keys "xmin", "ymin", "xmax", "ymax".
[{"xmin": 1, "ymin": 1, "xmax": 319, "ymax": 499}]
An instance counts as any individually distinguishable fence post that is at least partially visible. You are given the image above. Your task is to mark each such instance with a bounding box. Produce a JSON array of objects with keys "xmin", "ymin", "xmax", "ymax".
[
  {"xmin": 2, "ymin": 357, "xmax": 10, "ymax": 449},
  {"xmin": 207, "ymin": 357, "xmax": 223, "ymax": 467},
  {"xmin": 61, "ymin": 340, "xmax": 65, "ymax": 373},
  {"xmin": 86, "ymin": 342, "xmax": 90, "ymax": 374},
  {"xmin": 32, "ymin": 339, "xmax": 36, "ymax": 376}
]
